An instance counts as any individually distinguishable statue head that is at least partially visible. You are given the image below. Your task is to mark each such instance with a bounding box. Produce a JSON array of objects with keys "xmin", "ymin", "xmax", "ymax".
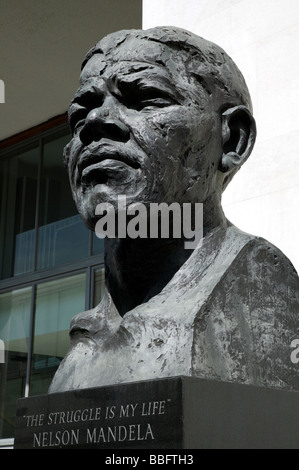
[{"xmin": 63, "ymin": 27, "xmax": 256, "ymax": 230}]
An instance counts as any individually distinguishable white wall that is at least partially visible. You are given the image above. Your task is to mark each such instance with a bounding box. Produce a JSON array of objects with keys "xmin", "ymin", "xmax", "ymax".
[{"xmin": 143, "ymin": 0, "xmax": 299, "ymax": 273}]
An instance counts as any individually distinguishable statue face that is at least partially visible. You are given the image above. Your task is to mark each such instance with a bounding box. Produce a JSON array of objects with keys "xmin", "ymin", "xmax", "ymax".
[{"xmin": 64, "ymin": 37, "xmax": 222, "ymax": 229}]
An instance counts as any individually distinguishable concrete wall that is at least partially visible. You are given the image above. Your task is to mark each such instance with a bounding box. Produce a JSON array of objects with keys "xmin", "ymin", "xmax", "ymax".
[
  {"xmin": 0, "ymin": 0, "xmax": 142, "ymax": 140},
  {"xmin": 143, "ymin": 0, "xmax": 299, "ymax": 273}
]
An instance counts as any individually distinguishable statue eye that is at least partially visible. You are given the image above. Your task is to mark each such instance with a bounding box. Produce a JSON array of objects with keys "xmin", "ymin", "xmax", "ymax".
[
  {"xmin": 69, "ymin": 88, "xmax": 104, "ymax": 134},
  {"xmin": 136, "ymin": 88, "xmax": 177, "ymax": 110},
  {"xmin": 118, "ymin": 81, "xmax": 177, "ymax": 111},
  {"xmin": 69, "ymin": 106, "xmax": 88, "ymax": 134}
]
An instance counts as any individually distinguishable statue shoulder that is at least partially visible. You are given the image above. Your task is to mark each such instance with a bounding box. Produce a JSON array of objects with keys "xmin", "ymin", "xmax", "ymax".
[
  {"xmin": 234, "ymin": 232, "xmax": 299, "ymax": 293},
  {"xmin": 217, "ymin": 228, "xmax": 299, "ymax": 323},
  {"xmin": 192, "ymin": 228, "xmax": 299, "ymax": 389}
]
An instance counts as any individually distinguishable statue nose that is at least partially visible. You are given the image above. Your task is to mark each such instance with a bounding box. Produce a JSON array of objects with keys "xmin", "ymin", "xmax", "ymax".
[{"xmin": 79, "ymin": 107, "xmax": 130, "ymax": 146}]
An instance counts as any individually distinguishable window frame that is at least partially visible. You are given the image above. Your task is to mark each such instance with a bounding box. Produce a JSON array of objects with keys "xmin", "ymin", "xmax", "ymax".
[
  {"xmin": 0, "ymin": 116, "xmax": 105, "ymax": 289},
  {"xmin": 0, "ymin": 116, "xmax": 105, "ymax": 443}
]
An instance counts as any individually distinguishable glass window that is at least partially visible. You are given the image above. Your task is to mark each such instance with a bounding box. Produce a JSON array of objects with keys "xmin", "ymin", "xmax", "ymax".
[
  {"xmin": 0, "ymin": 129, "xmax": 92, "ymax": 281},
  {"xmin": 37, "ymin": 133, "xmax": 90, "ymax": 270},
  {"xmin": 0, "ymin": 123, "xmax": 106, "ymax": 442},
  {"xmin": 30, "ymin": 273, "xmax": 86, "ymax": 396},
  {"xmin": 92, "ymin": 233, "xmax": 105, "ymax": 256},
  {"xmin": 0, "ymin": 145, "xmax": 39, "ymax": 279},
  {"xmin": 0, "ymin": 287, "xmax": 31, "ymax": 439}
]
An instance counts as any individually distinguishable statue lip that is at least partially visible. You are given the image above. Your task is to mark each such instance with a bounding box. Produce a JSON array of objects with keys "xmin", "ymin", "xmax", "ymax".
[
  {"xmin": 77, "ymin": 141, "xmax": 140, "ymax": 178},
  {"xmin": 81, "ymin": 159, "xmax": 137, "ymax": 187}
]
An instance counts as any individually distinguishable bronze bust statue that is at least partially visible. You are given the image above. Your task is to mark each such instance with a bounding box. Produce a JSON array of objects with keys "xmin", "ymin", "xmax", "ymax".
[{"xmin": 49, "ymin": 27, "xmax": 299, "ymax": 393}]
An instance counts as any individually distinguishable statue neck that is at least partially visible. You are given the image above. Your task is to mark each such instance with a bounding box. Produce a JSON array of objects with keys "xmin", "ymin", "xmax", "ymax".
[{"xmin": 104, "ymin": 194, "xmax": 227, "ymax": 317}]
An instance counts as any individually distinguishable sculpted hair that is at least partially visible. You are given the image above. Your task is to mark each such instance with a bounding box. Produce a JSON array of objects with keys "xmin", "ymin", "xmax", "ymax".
[{"xmin": 82, "ymin": 26, "xmax": 252, "ymax": 112}]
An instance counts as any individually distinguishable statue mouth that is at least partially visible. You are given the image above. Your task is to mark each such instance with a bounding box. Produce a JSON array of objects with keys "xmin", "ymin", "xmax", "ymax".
[
  {"xmin": 77, "ymin": 141, "xmax": 141, "ymax": 187},
  {"xmin": 81, "ymin": 159, "xmax": 137, "ymax": 186}
]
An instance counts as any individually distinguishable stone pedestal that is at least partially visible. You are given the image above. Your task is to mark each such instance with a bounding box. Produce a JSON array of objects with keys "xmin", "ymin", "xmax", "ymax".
[{"xmin": 14, "ymin": 376, "xmax": 299, "ymax": 449}]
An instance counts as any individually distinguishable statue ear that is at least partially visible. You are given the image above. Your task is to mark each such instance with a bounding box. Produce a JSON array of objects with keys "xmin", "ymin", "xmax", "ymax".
[{"xmin": 220, "ymin": 105, "xmax": 256, "ymax": 173}]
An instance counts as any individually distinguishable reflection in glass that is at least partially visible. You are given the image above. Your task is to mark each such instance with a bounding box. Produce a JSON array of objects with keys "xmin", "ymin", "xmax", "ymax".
[
  {"xmin": 93, "ymin": 233, "xmax": 105, "ymax": 256},
  {"xmin": 0, "ymin": 146, "xmax": 39, "ymax": 279},
  {"xmin": 37, "ymin": 133, "xmax": 89, "ymax": 270},
  {"xmin": 30, "ymin": 273, "xmax": 86, "ymax": 396},
  {"xmin": 0, "ymin": 287, "xmax": 31, "ymax": 439}
]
